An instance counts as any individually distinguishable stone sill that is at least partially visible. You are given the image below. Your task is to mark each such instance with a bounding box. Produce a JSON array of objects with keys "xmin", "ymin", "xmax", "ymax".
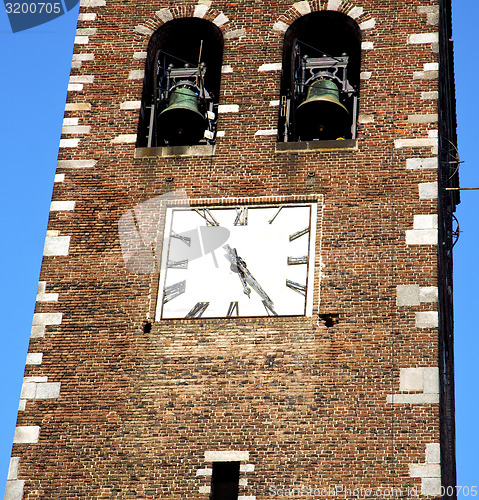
[
  {"xmin": 275, "ymin": 139, "xmax": 357, "ymax": 152},
  {"xmin": 135, "ymin": 144, "xmax": 215, "ymax": 158}
]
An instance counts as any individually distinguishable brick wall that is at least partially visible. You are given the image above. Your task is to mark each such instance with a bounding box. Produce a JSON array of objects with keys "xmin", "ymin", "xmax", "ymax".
[{"xmin": 6, "ymin": 0, "xmax": 455, "ymax": 498}]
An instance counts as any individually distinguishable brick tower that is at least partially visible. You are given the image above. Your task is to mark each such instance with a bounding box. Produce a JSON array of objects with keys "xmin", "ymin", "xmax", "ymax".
[{"xmin": 5, "ymin": 0, "xmax": 457, "ymax": 499}]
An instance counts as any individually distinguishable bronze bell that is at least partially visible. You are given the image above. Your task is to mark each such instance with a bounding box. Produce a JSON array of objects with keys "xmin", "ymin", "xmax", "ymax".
[
  {"xmin": 296, "ymin": 78, "xmax": 350, "ymax": 141},
  {"xmin": 157, "ymin": 85, "xmax": 207, "ymax": 146}
]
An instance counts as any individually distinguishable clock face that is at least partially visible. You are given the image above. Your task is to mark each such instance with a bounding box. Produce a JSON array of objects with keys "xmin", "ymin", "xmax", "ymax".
[{"xmin": 156, "ymin": 203, "xmax": 316, "ymax": 319}]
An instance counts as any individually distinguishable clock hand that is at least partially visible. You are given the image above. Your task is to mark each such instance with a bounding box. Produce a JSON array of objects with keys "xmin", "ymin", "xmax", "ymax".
[
  {"xmin": 224, "ymin": 245, "xmax": 251, "ymax": 297},
  {"xmin": 223, "ymin": 245, "xmax": 274, "ymax": 306}
]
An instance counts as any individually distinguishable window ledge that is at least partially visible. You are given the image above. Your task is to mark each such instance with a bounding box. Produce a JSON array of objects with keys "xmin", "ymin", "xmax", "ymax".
[
  {"xmin": 135, "ymin": 144, "xmax": 215, "ymax": 158},
  {"xmin": 275, "ymin": 139, "xmax": 357, "ymax": 153}
]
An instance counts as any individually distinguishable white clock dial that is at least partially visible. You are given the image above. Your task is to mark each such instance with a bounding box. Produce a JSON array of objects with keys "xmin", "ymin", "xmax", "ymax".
[{"xmin": 156, "ymin": 203, "xmax": 316, "ymax": 319}]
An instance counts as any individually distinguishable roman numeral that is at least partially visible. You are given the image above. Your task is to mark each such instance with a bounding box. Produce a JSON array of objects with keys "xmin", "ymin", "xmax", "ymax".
[
  {"xmin": 268, "ymin": 206, "xmax": 283, "ymax": 224},
  {"xmin": 286, "ymin": 279, "xmax": 306, "ymax": 295},
  {"xmin": 287, "ymin": 256, "xmax": 308, "ymax": 265},
  {"xmin": 289, "ymin": 227, "xmax": 309, "ymax": 241},
  {"xmin": 167, "ymin": 259, "xmax": 188, "ymax": 269},
  {"xmin": 262, "ymin": 300, "xmax": 278, "ymax": 316},
  {"xmin": 227, "ymin": 301, "xmax": 239, "ymax": 317},
  {"xmin": 194, "ymin": 208, "xmax": 219, "ymax": 226},
  {"xmin": 234, "ymin": 207, "xmax": 248, "ymax": 226},
  {"xmin": 170, "ymin": 231, "xmax": 191, "ymax": 246},
  {"xmin": 163, "ymin": 280, "xmax": 186, "ymax": 303},
  {"xmin": 186, "ymin": 302, "xmax": 209, "ymax": 318}
]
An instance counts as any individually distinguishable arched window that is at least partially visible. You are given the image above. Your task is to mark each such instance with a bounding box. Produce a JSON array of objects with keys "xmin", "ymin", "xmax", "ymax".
[
  {"xmin": 278, "ymin": 11, "xmax": 361, "ymax": 143},
  {"xmin": 137, "ymin": 18, "xmax": 224, "ymax": 148}
]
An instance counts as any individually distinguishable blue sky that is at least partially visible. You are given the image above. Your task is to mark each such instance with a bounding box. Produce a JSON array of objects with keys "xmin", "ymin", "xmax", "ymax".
[{"xmin": 0, "ymin": 1, "xmax": 477, "ymax": 496}]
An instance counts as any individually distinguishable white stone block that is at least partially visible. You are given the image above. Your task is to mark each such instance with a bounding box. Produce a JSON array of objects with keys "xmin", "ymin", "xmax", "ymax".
[
  {"xmin": 421, "ymin": 91, "xmax": 438, "ymax": 100},
  {"xmin": 216, "ymin": 131, "xmax": 225, "ymax": 137},
  {"xmin": 240, "ymin": 464, "xmax": 255, "ymax": 472},
  {"xmin": 426, "ymin": 443, "xmax": 440, "ymax": 464},
  {"xmin": 360, "ymin": 19, "xmax": 375, "ymax": 30},
  {"xmin": 74, "ymin": 36, "xmax": 89, "ymax": 45},
  {"xmin": 213, "ymin": 13, "xmax": 229, "ymax": 27},
  {"xmin": 8, "ymin": 457, "xmax": 20, "ymax": 480},
  {"xmin": 239, "ymin": 478, "xmax": 248, "ymax": 486},
  {"xmin": 59, "ymin": 138, "xmax": 80, "ymax": 148},
  {"xmin": 31, "ymin": 326, "xmax": 46, "ymax": 338},
  {"xmin": 36, "ymin": 382, "xmax": 61, "ymax": 399},
  {"xmin": 199, "ymin": 486, "xmax": 211, "ymax": 494},
  {"xmin": 120, "ymin": 100, "xmax": 141, "ymax": 110},
  {"xmin": 269, "ymin": 100, "xmax": 279, "ymax": 107},
  {"xmin": 18, "ymin": 400, "xmax": 26, "ymax": 411},
  {"xmin": 54, "ymin": 174, "xmax": 65, "ymax": 183},
  {"xmin": 419, "ymin": 182, "xmax": 437, "ymax": 199},
  {"xmin": 400, "ymin": 368, "xmax": 423, "ymax": 392},
  {"xmin": 273, "ymin": 21, "xmax": 289, "ymax": 33},
  {"xmin": 361, "ymin": 42, "xmax": 374, "ymax": 50},
  {"xmin": 20, "ymin": 382, "xmax": 36, "ymax": 399},
  {"xmin": 14, "ymin": 426, "xmax": 40, "ymax": 444},
  {"xmin": 258, "ymin": 63, "xmax": 282, "ymax": 72},
  {"xmin": 408, "ymin": 33, "xmax": 439, "ymax": 44},
  {"xmin": 205, "ymin": 451, "xmax": 249, "ymax": 462},
  {"xmin": 406, "ymin": 229, "xmax": 437, "ymax": 245},
  {"xmin": 254, "ymin": 129, "xmax": 277, "ymax": 136},
  {"xmin": 26, "ymin": 353, "xmax": 43, "ymax": 365},
  {"xmin": 413, "ymin": 70, "xmax": 438, "ymax": 80},
  {"xmin": 44, "ymin": 236, "xmax": 71, "ymax": 256},
  {"xmin": 347, "ymin": 6, "xmax": 363, "ymax": 19},
  {"xmin": 424, "ymin": 63, "xmax": 439, "ymax": 71},
  {"xmin": 193, "ymin": 4, "xmax": 209, "ymax": 18},
  {"xmin": 63, "ymin": 118, "xmax": 78, "ymax": 126},
  {"xmin": 421, "ymin": 478, "xmax": 441, "ymax": 496},
  {"xmin": 196, "ymin": 468, "xmax": 212, "ymax": 476},
  {"xmin": 133, "ymin": 52, "xmax": 147, "ymax": 60},
  {"xmin": 78, "ymin": 12, "xmax": 96, "ymax": 20},
  {"xmin": 420, "ymin": 287, "xmax": 438, "ymax": 303},
  {"xmin": 32, "ymin": 312, "xmax": 62, "ymax": 327},
  {"xmin": 155, "ymin": 8, "xmax": 173, "ymax": 22},
  {"xmin": 408, "ymin": 114, "xmax": 438, "ymax": 123},
  {"xmin": 414, "ymin": 214, "xmax": 438, "ymax": 230},
  {"xmin": 406, "ymin": 157, "xmax": 436, "ymax": 169},
  {"xmin": 428, "ymin": 130, "xmax": 438, "ymax": 138},
  {"xmin": 394, "ymin": 138, "xmax": 437, "ymax": 149},
  {"xmin": 57, "ymin": 159, "xmax": 96, "ymax": 168},
  {"xmin": 358, "ymin": 114, "xmax": 374, "ymax": 123},
  {"xmin": 111, "ymin": 134, "xmax": 137, "ymax": 144},
  {"xmin": 416, "ymin": 311, "xmax": 438, "ymax": 328},
  {"xmin": 423, "ymin": 367, "xmax": 439, "ymax": 394},
  {"xmin": 221, "ymin": 65, "xmax": 233, "ymax": 73},
  {"xmin": 218, "ymin": 104, "xmax": 239, "ymax": 113},
  {"xmin": 51, "ymin": 201, "xmax": 76, "ymax": 211},
  {"xmin": 65, "ymin": 103, "xmax": 91, "ymax": 111},
  {"xmin": 386, "ymin": 393, "xmax": 439, "ymax": 404},
  {"xmin": 80, "ymin": 0, "xmax": 106, "ymax": 6},
  {"xmin": 129, "ymin": 70, "xmax": 144, "ymax": 80},
  {"xmin": 4, "ymin": 480, "xmax": 25, "ymax": 500},
  {"xmin": 410, "ymin": 464, "xmax": 441, "ymax": 478},
  {"xmin": 68, "ymin": 83, "xmax": 84, "ymax": 92},
  {"xmin": 327, "ymin": 0, "xmax": 342, "ymax": 11},
  {"xmin": 62, "ymin": 125, "xmax": 91, "ymax": 135},
  {"xmin": 134, "ymin": 25, "xmax": 153, "ymax": 36},
  {"xmin": 293, "ymin": 1, "xmax": 311, "ymax": 15},
  {"xmin": 76, "ymin": 28, "xmax": 96, "ymax": 36},
  {"xmin": 224, "ymin": 28, "xmax": 246, "ymax": 39},
  {"xmin": 360, "ymin": 72, "xmax": 372, "ymax": 80},
  {"xmin": 396, "ymin": 285, "xmax": 420, "ymax": 306}
]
